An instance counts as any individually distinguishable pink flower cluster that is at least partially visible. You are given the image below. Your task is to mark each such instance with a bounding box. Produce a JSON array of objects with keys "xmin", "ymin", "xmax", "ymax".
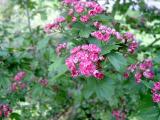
[
  {"xmin": 125, "ymin": 59, "xmax": 154, "ymax": 83},
  {"xmin": 91, "ymin": 24, "xmax": 138, "ymax": 54},
  {"xmin": 65, "ymin": 44, "xmax": 104, "ymax": 79},
  {"xmin": 56, "ymin": 43, "xmax": 67, "ymax": 56},
  {"xmin": 65, "ymin": 0, "xmax": 104, "ymax": 23},
  {"xmin": 11, "ymin": 71, "xmax": 27, "ymax": 92},
  {"xmin": 112, "ymin": 110, "xmax": 126, "ymax": 120},
  {"xmin": 11, "ymin": 82, "xmax": 26, "ymax": 92},
  {"xmin": 0, "ymin": 104, "xmax": 12, "ymax": 118},
  {"xmin": 152, "ymin": 82, "xmax": 160, "ymax": 103},
  {"xmin": 44, "ymin": 16, "xmax": 65, "ymax": 33},
  {"xmin": 39, "ymin": 79, "xmax": 48, "ymax": 87}
]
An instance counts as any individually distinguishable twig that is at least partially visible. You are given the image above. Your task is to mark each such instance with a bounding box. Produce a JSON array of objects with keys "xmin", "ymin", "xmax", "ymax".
[
  {"xmin": 148, "ymin": 37, "xmax": 160, "ymax": 47},
  {"xmin": 25, "ymin": 0, "xmax": 32, "ymax": 33}
]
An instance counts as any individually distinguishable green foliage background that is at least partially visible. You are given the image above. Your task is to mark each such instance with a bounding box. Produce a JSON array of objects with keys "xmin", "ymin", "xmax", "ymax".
[{"xmin": 0, "ymin": 0, "xmax": 160, "ymax": 120}]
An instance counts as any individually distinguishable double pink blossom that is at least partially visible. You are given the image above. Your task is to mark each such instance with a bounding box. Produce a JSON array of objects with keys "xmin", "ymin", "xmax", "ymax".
[
  {"xmin": 56, "ymin": 43, "xmax": 67, "ymax": 56},
  {"xmin": 126, "ymin": 59, "xmax": 154, "ymax": 83},
  {"xmin": 66, "ymin": 44, "xmax": 104, "ymax": 79},
  {"xmin": 80, "ymin": 15, "xmax": 89, "ymax": 23},
  {"xmin": 152, "ymin": 82, "xmax": 160, "ymax": 103},
  {"xmin": 92, "ymin": 24, "xmax": 138, "ymax": 54},
  {"xmin": 11, "ymin": 82, "xmax": 27, "ymax": 92},
  {"xmin": 44, "ymin": 16, "xmax": 65, "ymax": 33},
  {"xmin": 0, "ymin": 104, "xmax": 12, "ymax": 118},
  {"xmin": 112, "ymin": 110, "xmax": 126, "ymax": 120},
  {"xmin": 135, "ymin": 72, "xmax": 142, "ymax": 83},
  {"xmin": 39, "ymin": 79, "xmax": 48, "ymax": 87},
  {"xmin": 14, "ymin": 71, "xmax": 26, "ymax": 81},
  {"xmin": 74, "ymin": 4, "xmax": 84, "ymax": 13}
]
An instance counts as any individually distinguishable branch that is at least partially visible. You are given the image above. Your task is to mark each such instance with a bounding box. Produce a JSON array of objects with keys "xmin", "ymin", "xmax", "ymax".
[
  {"xmin": 25, "ymin": 0, "xmax": 32, "ymax": 33},
  {"xmin": 148, "ymin": 37, "xmax": 160, "ymax": 47}
]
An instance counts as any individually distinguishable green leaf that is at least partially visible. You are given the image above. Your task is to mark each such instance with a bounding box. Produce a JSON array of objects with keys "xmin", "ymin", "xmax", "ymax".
[
  {"xmin": 48, "ymin": 57, "xmax": 67, "ymax": 82},
  {"xmin": 92, "ymin": 14, "xmax": 113, "ymax": 23},
  {"xmin": 108, "ymin": 52, "xmax": 127, "ymax": 72},
  {"xmin": 142, "ymin": 81, "xmax": 154, "ymax": 89},
  {"xmin": 10, "ymin": 113, "xmax": 21, "ymax": 120},
  {"xmin": 83, "ymin": 78, "xmax": 115, "ymax": 101},
  {"xmin": 130, "ymin": 95, "xmax": 160, "ymax": 120},
  {"xmin": 79, "ymin": 25, "xmax": 94, "ymax": 38}
]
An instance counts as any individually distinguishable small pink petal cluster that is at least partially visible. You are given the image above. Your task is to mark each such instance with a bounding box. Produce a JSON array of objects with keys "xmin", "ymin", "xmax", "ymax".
[
  {"xmin": 0, "ymin": 104, "xmax": 12, "ymax": 118},
  {"xmin": 11, "ymin": 82, "xmax": 26, "ymax": 92},
  {"xmin": 65, "ymin": 44, "xmax": 104, "ymax": 79},
  {"xmin": 56, "ymin": 43, "xmax": 67, "ymax": 56},
  {"xmin": 44, "ymin": 16, "xmax": 65, "ymax": 33},
  {"xmin": 112, "ymin": 110, "xmax": 126, "ymax": 120},
  {"xmin": 125, "ymin": 59, "xmax": 154, "ymax": 83},
  {"xmin": 152, "ymin": 82, "xmax": 160, "ymax": 103},
  {"xmin": 11, "ymin": 71, "xmax": 27, "ymax": 92},
  {"xmin": 14, "ymin": 71, "xmax": 26, "ymax": 82},
  {"xmin": 91, "ymin": 24, "xmax": 138, "ymax": 54},
  {"xmin": 65, "ymin": 0, "xmax": 104, "ymax": 23},
  {"xmin": 39, "ymin": 79, "xmax": 48, "ymax": 87}
]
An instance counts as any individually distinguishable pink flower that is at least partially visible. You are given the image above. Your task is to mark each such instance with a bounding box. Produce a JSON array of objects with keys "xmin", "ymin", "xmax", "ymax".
[
  {"xmin": 44, "ymin": 23, "xmax": 59, "ymax": 33},
  {"xmin": 39, "ymin": 79, "xmax": 48, "ymax": 87},
  {"xmin": 19, "ymin": 82, "xmax": 27, "ymax": 89},
  {"xmin": 0, "ymin": 104, "xmax": 12, "ymax": 118},
  {"xmin": 152, "ymin": 82, "xmax": 160, "ymax": 103},
  {"xmin": 11, "ymin": 82, "xmax": 17, "ymax": 92},
  {"xmin": 112, "ymin": 110, "xmax": 126, "ymax": 120},
  {"xmin": 68, "ymin": 9, "xmax": 74, "ymax": 15},
  {"xmin": 86, "ymin": 1, "xmax": 97, "ymax": 8},
  {"xmin": 135, "ymin": 72, "xmax": 142, "ymax": 84},
  {"xmin": 0, "ymin": 111, "xmax": 2, "ymax": 117},
  {"xmin": 128, "ymin": 41, "xmax": 138, "ymax": 54},
  {"xmin": 88, "ymin": 10, "xmax": 97, "ymax": 16},
  {"xmin": 75, "ymin": 5, "xmax": 84, "ymax": 13},
  {"xmin": 72, "ymin": 16, "xmax": 77, "ymax": 22},
  {"xmin": 93, "ymin": 22, "xmax": 101, "ymax": 29},
  {"xmin": 88, "ymin": 44, "xmax": 101, "ymax": 53},
  {"xmin": 93, "ymin": 70, "xmax": 104, "ymax": 79},
  {"xmin": 56, "ymin": 43, "xmax": 67, "ymax": 56},
  {"xmin": 139, "ymin": 63, "xmax": 147, "ymax": 71},
  {"xmin": 11, "ymin": 81, "xmax": 27, "ymax": 92},
  {"xmin": 144, "ymin": 59, "xmax": 153, "ymax": 68},
  {"xmin": 124, "ymin": 32, "xmax": 134, "ymax": 40},
  {"xmin": 70, "ymin": 46, "xmax": 81, "ymax": 54},
  {"xmin": 66, "ymin": 44, "xmax": 104, "ymax": 79},
  {"xmin": 103, "ymin": 33, "xmax": 110, "ymax": 42},
  {"xmin": 124, "ymin": 72, "xmax": 129, "ymax": 79},
  {"xmin": 153, "ymin": 93, "xmax": 160, "ymax": 103},
  {"xmin": 94, "ymin": 5, "xmax": 104, "ymax": 14},
  {"xmin": 127, "ymin": 64, "xmax": 137, "ymax": 72},
  {"xmin": 114, "ymin": 32, "xmax": 123, "ymax": 40},
  {"xmin": 143, "ymin": 69, "xmax": 154, "ymax": 79},
  {"xmin": 80, "ymin": 15, "xmax": 89, "ymax": 23},
  {"xmin": 71, "ymin": 69, "xmax": 79, "ymax": 77},
  {"xmin": 91, "ymin": 31, "xmax": 103, "ymax": 40},
  {"xmin": 55, "ymin": 16, "xmax": 65, "ymax": 23},
  {"xmin": 89, "ymin": 52, "xmax": 99, "ymax": 62},
  {"xmin": 79, "ymin": 61, "xmax": 96, "ymax": 76},
  {"xmin": 14, "ymin": 71, "xmax": 26, "ymax": 81}
]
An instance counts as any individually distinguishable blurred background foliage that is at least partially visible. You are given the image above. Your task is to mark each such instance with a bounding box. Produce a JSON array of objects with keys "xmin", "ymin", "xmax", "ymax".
[{"xmin": 0, "ymin": 0, "xmax": 160, "ymax": 120}]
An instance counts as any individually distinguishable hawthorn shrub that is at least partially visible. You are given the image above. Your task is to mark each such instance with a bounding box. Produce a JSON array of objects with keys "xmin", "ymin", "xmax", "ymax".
[{"xmin": 0, "ymin": 0, "xmax": 160, "ymax": 120}]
